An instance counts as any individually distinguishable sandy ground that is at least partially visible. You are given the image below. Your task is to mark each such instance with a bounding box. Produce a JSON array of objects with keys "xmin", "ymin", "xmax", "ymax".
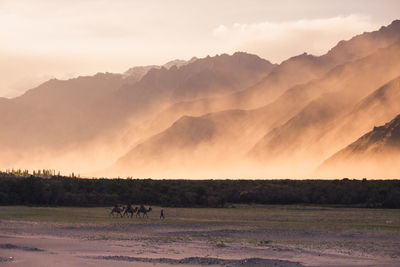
[{"xmin": 0, "ymin": 207, "xmax": 399, "ymax": 266}]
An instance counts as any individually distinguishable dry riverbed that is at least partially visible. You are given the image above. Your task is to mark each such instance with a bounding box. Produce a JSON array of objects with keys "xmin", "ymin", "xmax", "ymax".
[{"xmin": 0, "ymin": 205, "xmax": 399, "ymax": 266}]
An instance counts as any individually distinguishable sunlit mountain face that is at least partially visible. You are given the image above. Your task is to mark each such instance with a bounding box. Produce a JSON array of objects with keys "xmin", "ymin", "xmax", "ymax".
[{"xmin": 1, "ymin": 16, "xmax": 400, "ymax": 178}]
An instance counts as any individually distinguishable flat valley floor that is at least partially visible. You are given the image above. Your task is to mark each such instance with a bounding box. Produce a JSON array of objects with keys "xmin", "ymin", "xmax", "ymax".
[{"xmin": 0, "ymin": 205, "xmax": 399, "ymax": 266}]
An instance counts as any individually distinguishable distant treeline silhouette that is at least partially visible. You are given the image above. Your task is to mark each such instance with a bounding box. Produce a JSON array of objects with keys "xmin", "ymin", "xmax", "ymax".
[{"xmin": 0, "ymin": 173, "xmax": 399, "ymax": 208}]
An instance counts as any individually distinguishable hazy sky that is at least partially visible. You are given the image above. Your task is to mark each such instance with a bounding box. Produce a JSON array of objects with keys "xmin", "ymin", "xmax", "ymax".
[{"xmin": 0, "ymin": 0, "xmax": 399, "ymax": 97}]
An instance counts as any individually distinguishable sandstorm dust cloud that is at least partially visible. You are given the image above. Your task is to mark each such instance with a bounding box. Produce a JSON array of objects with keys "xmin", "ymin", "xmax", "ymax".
[{"xmin": 1, "ymin": 17, "xmax": 400, "ymax": 179}]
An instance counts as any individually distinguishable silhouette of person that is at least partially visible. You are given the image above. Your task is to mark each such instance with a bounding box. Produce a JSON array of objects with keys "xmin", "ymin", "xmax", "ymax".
[{"xmin": 160, "ymin": 209, "xmax": 165, "ymax": 219}]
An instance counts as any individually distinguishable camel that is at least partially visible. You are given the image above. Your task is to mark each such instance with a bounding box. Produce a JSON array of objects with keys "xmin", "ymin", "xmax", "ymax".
[
  {"xmin": 136, "ymin": 205, "xmax": 152, "ymax": 218},
  {"xmin": 110, "ymin": 205, "xmax": 124, "ymax": 217},
  {"xmin": 123, "ymin": 205, "xmax": 138, "ymax": 218}
]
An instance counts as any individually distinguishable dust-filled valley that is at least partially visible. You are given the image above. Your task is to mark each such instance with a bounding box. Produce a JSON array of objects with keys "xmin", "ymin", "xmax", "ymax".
[
  {"xmin": 2, "ymin": 20, "xmax": 400, "ymax": 179},
  {"xmin": 2, "ymin": 3, "xmax": 400, "ymax": 267}
]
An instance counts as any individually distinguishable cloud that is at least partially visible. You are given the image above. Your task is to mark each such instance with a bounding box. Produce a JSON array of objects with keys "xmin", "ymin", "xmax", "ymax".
[
  {"xmin": 213, "ymin": 25, "xmax": 228, "ymax": 35},
  {"xmin": 212, "ymin": 15, "xmax": 379, "ymax": 63}
]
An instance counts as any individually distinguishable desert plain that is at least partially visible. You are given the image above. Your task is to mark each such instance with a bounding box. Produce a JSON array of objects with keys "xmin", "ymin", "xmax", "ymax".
[{"xmin": 0, "ymin": 205, "xmax": 399, "ymax": 266}]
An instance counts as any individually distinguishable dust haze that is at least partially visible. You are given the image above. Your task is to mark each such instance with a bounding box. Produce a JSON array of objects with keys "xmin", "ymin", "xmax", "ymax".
[{"xmin": 1, "ymin": 21, "xmax": 400, "ymax": 179}]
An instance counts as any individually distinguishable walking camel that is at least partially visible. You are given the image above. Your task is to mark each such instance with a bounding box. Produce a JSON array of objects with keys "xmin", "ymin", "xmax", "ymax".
[
  {"xmin": 110, "ymin": 205, "xmax": 124, "ymax": 217},
  {"xmin": 123, "ymin": 205, "xmax": 138, "ymax": 218},
  {"xmin": 136, "ymin": 205, "xmax": 152, "ymax": 218}
]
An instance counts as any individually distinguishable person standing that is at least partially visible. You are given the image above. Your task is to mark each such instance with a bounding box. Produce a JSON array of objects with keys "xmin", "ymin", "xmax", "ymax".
[{"xmin": 160, "ymin": 208, "xmax": 165, "ymax": 219}]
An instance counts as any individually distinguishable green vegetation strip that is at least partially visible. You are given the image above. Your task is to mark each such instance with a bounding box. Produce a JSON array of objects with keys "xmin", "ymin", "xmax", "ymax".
[{"xmin": 1, "ymin": 176, "xmax": 400, "ymax": 208}]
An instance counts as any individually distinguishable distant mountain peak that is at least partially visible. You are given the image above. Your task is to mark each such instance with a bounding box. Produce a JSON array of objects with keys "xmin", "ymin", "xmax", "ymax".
[
  {"xmin": 380, "ymin": 19, "xmax": 400, "ymax": 30},
  {"xmin": 163, "ymin": 57, "xmax": 198, "ymax": 69},
  {"xmin": 325, "ymin": 19, "xmax": 400, "ymax": 64},
  {"xmin": 123, "ymin": 58, "xmax": 198, "ymax": 82}
]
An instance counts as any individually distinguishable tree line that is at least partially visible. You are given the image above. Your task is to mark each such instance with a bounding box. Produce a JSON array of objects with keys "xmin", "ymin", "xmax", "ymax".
[{"xmin": 0, "ymin": 173, "xmax": 399, "ymax": 208}]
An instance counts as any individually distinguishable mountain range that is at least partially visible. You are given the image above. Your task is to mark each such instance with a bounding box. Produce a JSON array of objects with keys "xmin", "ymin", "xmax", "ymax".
[{"xmin": 1, "ymin": 20, "xmax": 400, "ymax": 178}]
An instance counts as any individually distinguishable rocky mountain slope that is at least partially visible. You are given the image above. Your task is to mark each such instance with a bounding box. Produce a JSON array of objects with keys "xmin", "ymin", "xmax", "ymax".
[
  {"xmin": 318, "ymin": 113, "xmax": 400, "ymax": 178},
  {"xmin": 250, "ymin": 40, "xmax": 400, "ymax": 164},
  {"xmin": 115, "ymin": 34, "xmax": 400, "ymax": 177},
  {"xmin": 0, "ymin": 52, "xmax": 274, "ymax": 173}
]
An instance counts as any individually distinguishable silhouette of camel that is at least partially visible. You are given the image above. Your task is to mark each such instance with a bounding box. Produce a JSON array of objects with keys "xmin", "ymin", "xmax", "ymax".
[
  {"xmin": 123, "ymin": 205, "xmax": 138, "ymax": 218},
  {"xmin": 136, "ymin": 205, "xmax": 152, "ymax": 218},
  {"xmin": 110, "ymin": 205, "xmax": 124, "ymax": 217}
]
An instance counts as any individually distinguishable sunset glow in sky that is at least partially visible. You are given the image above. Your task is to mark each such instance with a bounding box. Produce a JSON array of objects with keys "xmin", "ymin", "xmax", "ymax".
[{"xmin": 0, "ymin": 0, "xmax": 399, "ymax": 97}]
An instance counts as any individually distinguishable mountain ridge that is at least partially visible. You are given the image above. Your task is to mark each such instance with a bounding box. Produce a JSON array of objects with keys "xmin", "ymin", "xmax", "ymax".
[
  {"xmin": 2, "ymin": 20, "xmax": 400, "ymax": 178},
  {"xmin": 113, "ymin": 29, "xmax": 400, "ymax": 177}
]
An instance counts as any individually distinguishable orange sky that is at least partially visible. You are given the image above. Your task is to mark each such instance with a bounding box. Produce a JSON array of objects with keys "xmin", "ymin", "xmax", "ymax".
[{"xmin": 0, "ymin": 0, "xmax": 399, "ymax": 97}]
